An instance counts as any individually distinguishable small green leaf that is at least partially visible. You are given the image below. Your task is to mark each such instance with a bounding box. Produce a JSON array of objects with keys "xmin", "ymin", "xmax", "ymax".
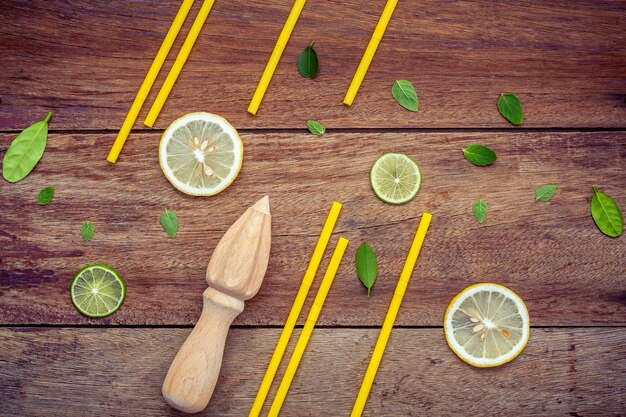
[
  {"xmin": 2, "ymin": 112, "xmax": 52, "ymax": 183},
  {"xmin": 497, "ymin": 93, "xmax": 523, "ymax": 125},
  {"xmin": 392, "ymin": 80, "xmax": 418, "ymax": 112},
  {"xmin": 297, "ymin": 41, "xmax": 318, "ymax": 79},
  {"xmin": 306, "ymin": 120, "xmax": 326, "ymax": 136},
  {"xmin": 462, "ymin": 145, "xmax": 497, "ymax": 166},
  {"xmin": 355, "ymin": 243, "xmax": 378, "ymax": 296},
  {"xmin": 535, "ymin": 185, "xmax": 558, "ymax": 202},
  {"xmin": 591, "ymin": 186, "xmax": 623, "ymax": 237},
  {"xmin": 81, "ymin": 221, "xmax": 94, "ymax": 242},
  {"xmin": 161, "ymin": 209, "xmax": 178, "ymax": 238},
  {"xmin": 37, "ymin": 185, "xmax": 55, "ymax": 205},
  {"xmin": 472, "ymin": 200, "xmax": 488, "ymax": 224}
]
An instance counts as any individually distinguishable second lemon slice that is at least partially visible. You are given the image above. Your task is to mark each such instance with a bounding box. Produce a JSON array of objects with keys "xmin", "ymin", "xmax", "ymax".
[
  {"xmin": 444, "ymin": 283, "xmax": 530, "ymax": 367},
  {"xmin": 159, "ymin": 112, "xmax": 243, "ymax": 196}
]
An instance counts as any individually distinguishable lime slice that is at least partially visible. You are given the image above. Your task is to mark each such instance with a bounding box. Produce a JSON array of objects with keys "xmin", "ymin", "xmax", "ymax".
[
  {"xmin": 70, "ymin": 264, "xmax": 126, "ymax": 318},
  {"xmin": 159, "ymin": 112, "xmax": 243, "ymax": 196},
  {"xmin": 370, "ymin": 153, "xmax": 421, "ymax": 204},
  {"xmin": 444, "ymin": 283, "xmax": 530, "ymax": 368}
]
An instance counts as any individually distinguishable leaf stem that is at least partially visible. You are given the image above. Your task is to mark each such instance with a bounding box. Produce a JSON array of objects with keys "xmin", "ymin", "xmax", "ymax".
[
  {"xmin": 44, "ymin": 112, "xmax": 52, "ymax": 123},
  {"xmin": 309, "ymin": 40, "xmax": 315, "ymax": 47}
]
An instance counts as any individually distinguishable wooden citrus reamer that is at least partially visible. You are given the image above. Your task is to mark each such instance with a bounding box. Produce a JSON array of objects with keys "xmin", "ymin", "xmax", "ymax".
[{"xmin": 162, "ymin": 196, "xmax": 272, "ymax": 413}]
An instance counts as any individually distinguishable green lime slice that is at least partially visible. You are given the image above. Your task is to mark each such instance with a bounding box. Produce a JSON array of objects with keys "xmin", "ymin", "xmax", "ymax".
[
  {"xmin": 370, "ymin": 153, "xmax": 421, "ymax": 204},
  {"xmin": 70, "ymin": 264, "xmax": 125, "ymax": 318}
]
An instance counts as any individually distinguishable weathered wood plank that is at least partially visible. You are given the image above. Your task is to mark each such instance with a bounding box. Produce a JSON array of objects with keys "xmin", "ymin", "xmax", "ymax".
[
  {"xmin": 1, "ymin": 0, "xmax": 625, "ymax": 130},
  {"xmin": 1, "ymin": 131, "xmax": 624, "ymax": 326},
  {"xmin": 0, "ymin": 327, "xmax": 624, "ymax": 416}
]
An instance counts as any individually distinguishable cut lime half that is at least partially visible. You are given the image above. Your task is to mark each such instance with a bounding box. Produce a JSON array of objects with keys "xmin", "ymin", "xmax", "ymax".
[
  {"xmin": 370, "ymin": 153, "xmax": 421, "ymax": 204},
  {"xmin": 70, "ymin": 264, "xmax": 126, "ymax": 318}
]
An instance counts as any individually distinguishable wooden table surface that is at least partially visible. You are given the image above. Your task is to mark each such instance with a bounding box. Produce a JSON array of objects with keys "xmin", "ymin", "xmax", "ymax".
[{"xmin": 1, "ymin": 1, "xmax": 625, "ymax": 416}]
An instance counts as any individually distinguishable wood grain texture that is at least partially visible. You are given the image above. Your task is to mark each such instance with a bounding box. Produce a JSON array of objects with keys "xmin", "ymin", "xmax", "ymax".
[
  {"xmin": 1, "ymin": 327, "xmax": 624, "ymax": 416},
  {"xmin": 1, "ymin": 0, "xmax": 625, "ymax": 130},
  {"xmin": 1, "ymin": 131, "xmax": 624, "ymax": 326}
]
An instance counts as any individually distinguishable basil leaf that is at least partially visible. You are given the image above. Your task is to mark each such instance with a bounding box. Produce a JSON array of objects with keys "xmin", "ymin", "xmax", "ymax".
[
  {"xmin": 297, "ymin": 41, "xmax": 318, "ymax": 79},
  {"xmin": 535, "ymin": 185, "xmax": 558, "ymax": 202},
  {"xmin": 355, "ymin": 242, "xmax": 378, "ymax": 296},
  {"xmin": 307, "ymin": 120, "xmax": 326, "ymax": 136},
  {"xmin": 81, "ymin": 221, "xmax": 94, "ymax": 242},
  {"xmin": 497, "ymin": 93, "xmax": 523, "ymax": 125},
  {"xmin": 472, "ymin": 200, "xmax": 488, "ymax": 224},
  {"xmin": 462, "ymin": 144, "xmax": 497, "ymax": 166},
  {"xmin": 161, "ymin": 209, "xmax": 178, "ymax": 238},
  {"xmin": 37, "ymin": 185, "xmax": 55, "ymax": 205},
  {"xmin": 392, "ymin": 80, "xmax": 418, "ymax": 112},
  {"xmin": 591, "ymin": 186, "xmax": 623, "ymax": 237},
  {"xmin": 2, "ymin": 112, "xmax": 52, "ymax": 183}
]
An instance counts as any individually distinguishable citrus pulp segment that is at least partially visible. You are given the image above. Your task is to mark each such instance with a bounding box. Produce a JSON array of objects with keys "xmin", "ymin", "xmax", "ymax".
[
  {"xmin": 159, "ymin": 112, "xmax": 243, "ymax": 196},
  {"xmin": 444, "ymin": 283, "xmax": 529, "ymax": 367}
]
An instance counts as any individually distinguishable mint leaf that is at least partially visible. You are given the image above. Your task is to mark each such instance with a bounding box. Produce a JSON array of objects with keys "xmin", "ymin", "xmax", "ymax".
[
  {"xmin": 355, "ymin": 243, "xmax": 378, "ymax": 296},
  {"xmin": 472, "ymin": 200, "xmax": 488, "ymax": 224},
  {"xmin": 463, "ymin": 145, "xmax": 497, "ymax": 166},
  {"xmin": 497, "ymin": 93, "xmax": 523, "ymax": 125},
  {"xmin": 161, "ymin": 209, "xmax": 178, "ymax": 238},
  {"xmin": 37, "ymin": 185, "xmax": 54, "ymax": 205},
  {"xmin": 591, "ymin": 186, "xmax": 623, "ymax": 237},
  {"xmin": 307, "ymin": 120, "xmax": 326, "ymax": 136},
  {"xmin": 392, "ymin": 80, "xmax": 418, "ymax": 112},
  {"xmin": 81, "ymin": 221, "xmax": 94, "ymax": 242},
  {"xmin": 2, "ymin": 112, "xmax": 52, "ymax": 183},
  {"xmin": 535, "ymin": 185, "xmax": 558, "ymax": 202},
  {"xmin": 297, "ymin": 41, "xmax": 318, "ymax": 78}
]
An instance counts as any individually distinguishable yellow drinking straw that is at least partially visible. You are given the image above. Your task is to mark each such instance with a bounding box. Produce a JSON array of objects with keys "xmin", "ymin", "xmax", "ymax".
[
  {"xmin": 350, "ymin": 213, "xmax": 432, "ymax": 417},
  {"xmin": 268, "ymin": 237, "xmax": 349, "ymax": 417},
  {"xmin": 343, "ymin": 0, "xmax": 398, "ymax": 106},
  {"xmin": 248, "ymin": 202, "xmax": 342, "ymax": 417},
  {"xmin": 144, "ymin": 0, "xmax": 216, "ymax": 127},
  {"xmin": 247, "ymin": 0, "xmax": 307, "ymax": 115},
  {"xmin": 107, "ymin": 0, "xmax": 195, "ymax": 163}
]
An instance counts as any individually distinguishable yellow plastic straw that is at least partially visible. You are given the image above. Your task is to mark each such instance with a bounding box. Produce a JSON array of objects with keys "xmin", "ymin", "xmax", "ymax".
[
  {"xmin": 350, "ymin": 213, "xmax": 432, "ymax": 417},
  {"xmin": 248, "ymin": 202, "xmax": 342, "ymax": 417},
  {"xmin": 144, "ymin": 0, "xmax": 216, "ymax": 127},
  {"xmin": 268, "ymin": 237, "xmax": 349, "ymax": 417},
  {"xmin": 343, "ymin": 0, "xmax": 398, "ymax": 106},
  {"xmin": 247, "ymin": 0, "xmax": 307, "ymax": 115},
  {"xmin": 107, "ymin": 0, "xmax": 195, "ymax": 163}
]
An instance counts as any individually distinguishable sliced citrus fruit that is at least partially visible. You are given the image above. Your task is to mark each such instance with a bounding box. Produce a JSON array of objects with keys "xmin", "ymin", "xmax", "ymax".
[
  {"xmin": 444, "ymin": 283, "xmax": 529, "ymax": 367},
  {"xmin": 159, "ymin": 112, "xmax": 243, "ymax": 196},
  {"xmin": 370, "ymin": 152, "xmax": 421, "ymax": 204},
  {"xmin": 70, "ymin": 264, "xmax": 126, "ymax": 318}
]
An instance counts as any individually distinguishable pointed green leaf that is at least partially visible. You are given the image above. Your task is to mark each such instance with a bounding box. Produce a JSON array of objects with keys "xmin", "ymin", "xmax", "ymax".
[
  {"xmin": 355, "ymin": 243, "xmax": 378, "ymax": 296},
  {"xmin": 392, "ymin": 80, "xmax": 418, "ymax": 112},
  {"xmin": 497, "ymin": 93, "xmax": 523, "ymax": 125},
  {"xmin": 37, "ymin": 185, "xmax": 55, "ymax": 205},
  {"xmin": 462, "ymin": 144, "xmax": 497, "ymax": 166},
  {"xmin": 591, "ymin": 186, "xmax": 623, "ymax": 237},
  {"xmin": 2, "ymin": 112, "xmax": 52, "ymax": 182},
  {"xmin": 535, "ymin": 185, "xmax": 558, "ymax": 202},
  {"xmin": 81, "ymin": 221, "xmax": 94, "ymax": 242},
  {"xmin": 306, "ymin": 120, "xmax": 326, "ymax": 136},
  {"xmin": 160, "ymin": 209, "xmax": 178, "ymax": 238},
  {"xmin": 297, "ymin": 41, "xmax": 318, "ymax": 79},
  {"xmin": 472, "ymin": 200, "xmax": 488, "ymax": 224}
]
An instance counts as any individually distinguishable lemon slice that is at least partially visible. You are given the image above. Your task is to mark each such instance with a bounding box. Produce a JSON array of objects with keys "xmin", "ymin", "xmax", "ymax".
[
  {"xmin": 159, "ymin": 112, "xmax": 243, "ymax": 196},
  {"xmin": 444, "ymin": 283, "xmax": 529, "ymax": 367},
  {"xmin": 370, "ymin": 153, "xmax": 421, "ymax": 205}
]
